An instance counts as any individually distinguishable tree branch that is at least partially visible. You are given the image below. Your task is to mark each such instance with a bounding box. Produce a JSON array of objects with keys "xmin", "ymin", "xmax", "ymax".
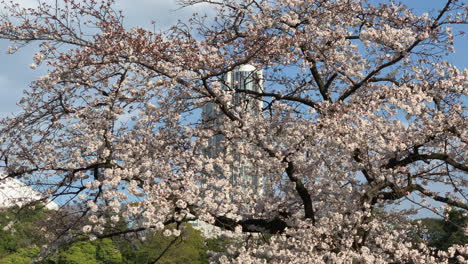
[
  {"xmin": 285, "ymin": 161, "xmax": 316, "ymax": 224},
  {"xmin": 338, "ymin": 0, "xmax": 454, "ymax": 102},
  {"xmin": 233, "ymin": 88, "xmax": 320, "ymax": 111},
  {"xmin": 214, "ymin": 215, "xmax": 288, "ymax": 234},
  {"xmin": 383, "ymin": 153, "xmax": 467, "ymax": 172},
  {"xmin": 372, "ymin": 183, "xmax": 468, "ymax": 210}
]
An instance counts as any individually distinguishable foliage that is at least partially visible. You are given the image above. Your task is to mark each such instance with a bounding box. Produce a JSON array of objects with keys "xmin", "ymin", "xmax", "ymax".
[
  {"xmin": 48, "ymin": 224, "xmax": 230, "ymax": 264},
  {"xmin": 117, "ymin": 224, "xmax": 209, "ymax": 264},
  {"xmin": 0, "ymin": 0, "xmax": 467, "ymax": 263},
  {"xmin": 0, "ymin": 247, "xmax": 40, "ymax": 264},
  {"xmin": 419, "ymin": 209, "xmax": 468, "ymax": 251},
  {"xmin": 51, "ymin": 238, "xmax": 123, "ymax": 264},
  {"xmin": 205, "ymin": 234, "xmax": 237, "ymax": 257},
  {"xmin": 0, "ymin": 206, "xmax": 49, "ymax": 260},
  {"xmin": 0, "ymin": 206, "xmax": 227, "ymax": 264}
]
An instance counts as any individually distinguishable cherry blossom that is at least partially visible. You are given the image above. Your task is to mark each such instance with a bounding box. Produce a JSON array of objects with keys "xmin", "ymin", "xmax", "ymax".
[{"xmin": 0, "ymin": 0, "xmax": 467, "ymax": 262}]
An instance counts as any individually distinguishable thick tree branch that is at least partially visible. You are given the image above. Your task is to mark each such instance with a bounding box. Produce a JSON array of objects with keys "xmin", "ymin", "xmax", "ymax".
[
  {"xmin": 383, "ymin": 153, "xmax": 467, "ymax": 172},
  {"xmin": 372, "ymin": 183, "xmax": 467, "ymax": 210},
  {"xmin": 254, "ymin": 141, "xmax": 316, "ymax": 225},
  {"xmin": 324, "ymin": 73, "xmax": 338, "ymax": 93},
  {"xmin": 309, "ymin": 61, "xmax": 330, "ymax": 102},
  {"xmin": 285, "ymin": 161, "xmax": 316, "ymax": 224},
  {"xmin": 214, "ymin": 216, "xmax": 288, "ymax": 234},
  {"xmin": 411, "ymin": 184, "xmax": 468, "ymax": 210},
  {"xmin": 353, "ymin": 148, "xmax": 374, "ymax": 184},
  {"xmin": 96, "ymin": 215, "xmax": 288, "ymax": 237}
]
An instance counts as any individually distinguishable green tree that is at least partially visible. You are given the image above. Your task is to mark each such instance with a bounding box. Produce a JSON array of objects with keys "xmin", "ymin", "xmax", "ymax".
[
  {"xmin": 205, "ymin": 235, "xmax": 235, "ymax": 256},
  {"xmin": 0, "ymin": 247, "xmax": 40, "ymax": 264},
  {"xmin": 420, "ymin": 209, "xmax": 467, "ymax": 251},
  {"xmin": 0, "ymin": 205, "xmax": 49, "ymax": 261},
  {"xmin": 0, "ymin": 205, "xmax": 231, "ymax": 263},
  {"xmin": 118, "ymin": 224, "xmax": 209, "ymax": 264},
  {"xmin": 52, "ymin": 238, "xmax": 123, "ymax": 264},
  {"xmin": 56, "ymin": 241, "xmax": 99, "ymax": 264},
  {"xmin": 96, "ymin": 238, "xmax": 125, "ymax": 264}
]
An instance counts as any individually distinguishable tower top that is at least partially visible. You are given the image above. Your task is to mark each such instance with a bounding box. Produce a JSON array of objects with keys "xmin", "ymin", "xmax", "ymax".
[{"xmin": 236, "ymin": 64, "xmax": 257, "ymax": 72}]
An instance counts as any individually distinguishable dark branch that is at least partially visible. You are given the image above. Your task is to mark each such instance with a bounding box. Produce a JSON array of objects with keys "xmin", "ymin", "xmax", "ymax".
[
  {"xmin": 214, "ymin": 215, "xmax": 288, "ymax": 234},
  {"xmin": 383, "ymin": 153, "xmax": 467, "ymax": 172},
  {"xmin": 285, "ymin": 161, "xmax": 316, "ymax": 224},
  {"xmin": 372, "ymin": 183, "xmax": 468, "ymax": 210},
  {"xmin": 234, "ymin": 88, "xmax": 320, "ymax": 110}
]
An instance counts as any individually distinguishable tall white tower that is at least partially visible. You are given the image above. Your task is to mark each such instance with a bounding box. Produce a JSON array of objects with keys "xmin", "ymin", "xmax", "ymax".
[{"xmin": 201, "ymin": 65, "xmax": 263, "ymax": 190}]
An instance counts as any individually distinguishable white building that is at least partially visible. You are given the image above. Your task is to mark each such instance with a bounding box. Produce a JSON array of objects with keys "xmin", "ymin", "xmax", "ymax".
[
  {"xmin": 0, "ymin": 175, "xmax": 59, "ymax": 210},
  {"xmin": 194, "ymin": 65, "xmax": 265, "ymax": 237},
  {"xmin": 201, "ymin": 65, "xmax": 264, "ymax": 190}
]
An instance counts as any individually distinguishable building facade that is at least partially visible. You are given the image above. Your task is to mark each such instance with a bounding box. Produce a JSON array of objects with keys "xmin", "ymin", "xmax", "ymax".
[
  {"xmin": 201, "ymin": 64, "xmax": 264, "ymax": 191},
  {"xmin": 0, "ymin": 176, "xmax": 59, "ymax": 210}
]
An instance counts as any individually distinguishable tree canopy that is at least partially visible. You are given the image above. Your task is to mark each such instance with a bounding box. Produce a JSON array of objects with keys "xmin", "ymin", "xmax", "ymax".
[
  {"xmin": 0, "ymin": 206, "xmax": 225, "ymax": 263},
  {"xmin": 0, "ymin": 205, "xmax": 49, "ymax": 260},
  {"xmin": 0, "ymin": 0, "xmax": 467, "ymax": 263},
  {"xmin": 419, "ymin": 209, "xmax": 468, "ymax": 252}
]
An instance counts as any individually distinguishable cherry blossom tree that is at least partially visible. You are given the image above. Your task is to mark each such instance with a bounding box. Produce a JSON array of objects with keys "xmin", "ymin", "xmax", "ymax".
[{"xmin": 0, "ymin": 0, "xmax": 467, "ymax": 262}]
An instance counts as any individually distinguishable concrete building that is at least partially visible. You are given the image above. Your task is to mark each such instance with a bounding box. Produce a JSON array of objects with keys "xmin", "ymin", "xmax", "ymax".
[
  {"xmin": 0, "ymin": 175, "xmax": 59, "ymax": 210},
  {"xmin": 193, "ymin": 65, "xmax": 265, "ymax": 237},
  {"xmin": 201, "ymin": 64, "xmax": 264, "ymax": 190}
]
